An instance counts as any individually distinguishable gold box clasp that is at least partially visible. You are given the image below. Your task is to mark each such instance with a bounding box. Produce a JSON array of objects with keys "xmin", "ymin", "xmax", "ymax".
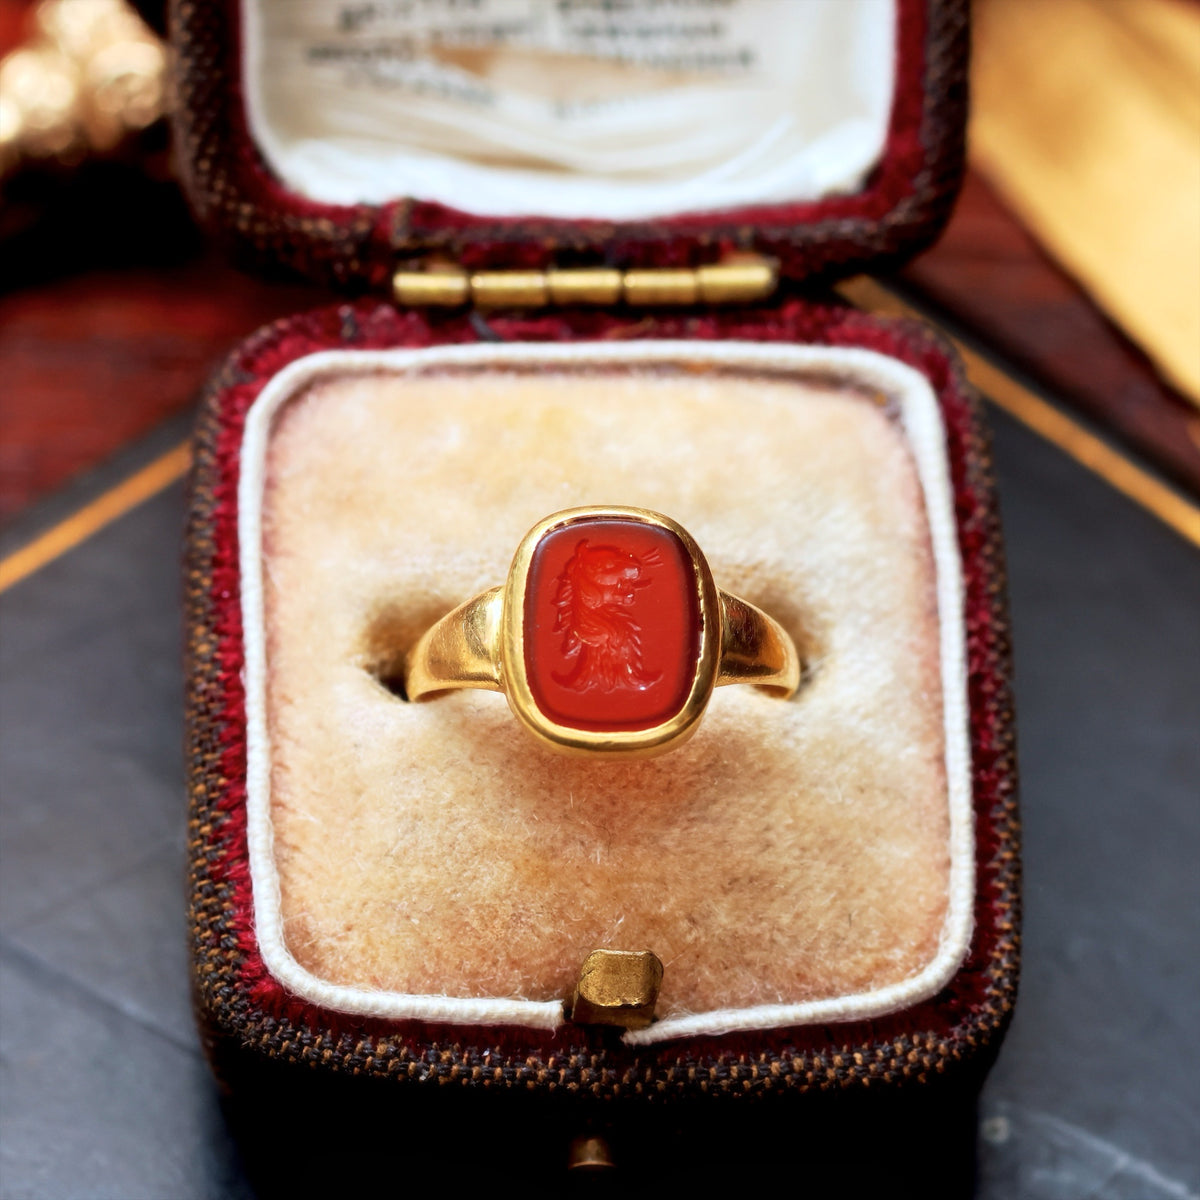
[{"xmin": 569, "ymin": 948, "xmax": 663, "ymax": 1030}]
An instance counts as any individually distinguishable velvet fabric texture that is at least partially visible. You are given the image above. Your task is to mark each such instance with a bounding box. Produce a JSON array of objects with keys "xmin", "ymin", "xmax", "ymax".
[{"xmin": 254, "ymin": 362, "xmax": 952, "ymax": 1024}]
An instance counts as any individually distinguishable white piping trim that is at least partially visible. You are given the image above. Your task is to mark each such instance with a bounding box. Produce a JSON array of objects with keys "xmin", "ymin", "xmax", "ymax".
[{"xmin": 238, "ymin": 340, "xmax": 973, "ymax": 1042}]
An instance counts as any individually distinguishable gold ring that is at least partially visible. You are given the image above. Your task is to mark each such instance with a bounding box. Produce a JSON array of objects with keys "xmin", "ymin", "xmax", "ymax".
[{"xmin": 403, "ymin": 506, "xmax": 800, "ymax": 758}]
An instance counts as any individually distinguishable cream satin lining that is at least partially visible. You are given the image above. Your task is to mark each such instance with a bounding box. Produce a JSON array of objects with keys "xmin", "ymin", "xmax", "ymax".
[{"xmin": 242, "ymin": 0, "xmax": 896, "ymax": 219}]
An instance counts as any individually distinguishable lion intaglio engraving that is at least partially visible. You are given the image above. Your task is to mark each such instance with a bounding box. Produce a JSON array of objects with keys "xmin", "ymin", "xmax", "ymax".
[{"xmin": 551, "ymin": 539, "xmax": 663, "ymax": 692}]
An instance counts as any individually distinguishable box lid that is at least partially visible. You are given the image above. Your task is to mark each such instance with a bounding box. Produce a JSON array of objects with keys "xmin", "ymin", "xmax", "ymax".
[{"xmin": 171, "ymin": 0, "xmax": 966, "ymax": 295}]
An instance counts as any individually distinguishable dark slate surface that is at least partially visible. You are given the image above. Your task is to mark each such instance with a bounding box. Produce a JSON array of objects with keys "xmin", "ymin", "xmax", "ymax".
[{"xmin": 1, "ymin": 407, "xmax": 1197, "ymax": 1198}]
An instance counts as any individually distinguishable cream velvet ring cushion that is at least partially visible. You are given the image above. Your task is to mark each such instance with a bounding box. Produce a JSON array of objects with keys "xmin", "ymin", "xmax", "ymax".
[{"xmin": 239, "ymin": 342, "xmax": 973, "ymax": 1044}]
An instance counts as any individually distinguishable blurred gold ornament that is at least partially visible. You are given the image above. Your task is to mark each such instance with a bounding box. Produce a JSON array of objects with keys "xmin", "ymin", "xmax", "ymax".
[{"xmin": 0, "ymin": 0, "xmax": 166, "ymax": 178}]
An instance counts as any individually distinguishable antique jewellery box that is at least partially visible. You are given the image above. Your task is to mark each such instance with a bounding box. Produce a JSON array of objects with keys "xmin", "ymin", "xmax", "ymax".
[{"xmin": 175, "ymin": 0, "xmax": 1018, "ymax": 1181}]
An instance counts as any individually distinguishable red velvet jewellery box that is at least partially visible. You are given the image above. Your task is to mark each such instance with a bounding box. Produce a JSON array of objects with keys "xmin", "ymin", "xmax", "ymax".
[{"xmin": 175, "ymin": 0, "xmax": 1017, "ymax": 1182}]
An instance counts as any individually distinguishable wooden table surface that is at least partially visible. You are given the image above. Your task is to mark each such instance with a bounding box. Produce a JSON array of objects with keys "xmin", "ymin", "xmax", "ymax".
[{"xmin": 901, "ymin": 171, "xmax": 1200, "ymax": 497}]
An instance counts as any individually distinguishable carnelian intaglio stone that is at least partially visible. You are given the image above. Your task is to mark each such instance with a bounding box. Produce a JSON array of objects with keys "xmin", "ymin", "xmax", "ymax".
[{"xmin": 523, "ymin": 518, "xmax": 701, "ymax": 733}]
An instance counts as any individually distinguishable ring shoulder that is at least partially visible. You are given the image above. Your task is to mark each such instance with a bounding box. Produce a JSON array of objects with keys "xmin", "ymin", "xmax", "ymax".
[
  {"xmin": 404, "ymin": 586, "xmax": 505, "ymax": 699},
  {"xmin": 716, "ymin": 591, "xmax": 801, "ymax": 698}
]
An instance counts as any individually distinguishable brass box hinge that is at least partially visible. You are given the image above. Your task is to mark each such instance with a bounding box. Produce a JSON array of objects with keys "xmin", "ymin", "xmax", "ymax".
[{"xmin": 393, "ymin": 254, "xmax": 777, "ymax": 310}]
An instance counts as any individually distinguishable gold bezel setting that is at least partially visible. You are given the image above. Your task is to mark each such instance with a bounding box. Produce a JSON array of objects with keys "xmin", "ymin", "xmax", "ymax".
[{"xmin": 500, "ymin": 506, "xmax": 721, "ymax": 759}]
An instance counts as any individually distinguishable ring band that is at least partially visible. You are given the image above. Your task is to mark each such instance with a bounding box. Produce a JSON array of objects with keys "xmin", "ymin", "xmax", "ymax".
[{"xmin": 403, "ymin": 506, "xmax": 800, "ymax": 758}]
